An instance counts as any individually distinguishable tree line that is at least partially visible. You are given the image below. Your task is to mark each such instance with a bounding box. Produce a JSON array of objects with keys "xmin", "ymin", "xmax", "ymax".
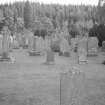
[{"xmin": 0, "ymin": 1, "xmax": 98, "ymax": 37}]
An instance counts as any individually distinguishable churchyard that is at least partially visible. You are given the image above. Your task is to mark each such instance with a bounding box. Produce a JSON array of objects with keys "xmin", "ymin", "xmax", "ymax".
[
  {"xmin": 0, "ymin": 0, "xmax": 105, "ymax": 104},
  {"xmin": 0, "ymin": 29, "xmax": 105, "ymax": 105}
]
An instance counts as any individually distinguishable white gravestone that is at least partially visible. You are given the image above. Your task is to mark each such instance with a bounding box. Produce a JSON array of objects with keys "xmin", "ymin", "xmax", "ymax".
[
  {"xmin": 60, "ymin": 38, "xmax": 70, "ymax": 56},
  {"xmin": 78, "ymin": 37, "xmax": 88, "ymax": 64}
]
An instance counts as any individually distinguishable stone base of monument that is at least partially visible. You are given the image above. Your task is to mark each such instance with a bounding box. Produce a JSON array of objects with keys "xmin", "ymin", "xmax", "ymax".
[
  {"xmin": 59, "ymin": 52, "xmax": 70, "ymax": 57},
  {"xmin": 0, "ymin": 52, "xmax": 11, "ymax": 62},
  {"xmin": 22, "ymin": 45, "xmax": 28, "ymax": 49},
  {"xmin": 88, "ymin": 49, "xmax": 98, "ymax": 56},
  {"xmin": 44, "ymin": 50, "xmax": 55, "ymax": 65},
  {"xmin": 78, "ymin": 56, "xmax": 88, "ymax": 64},
  {"xmin": 78, "ymin": 60, "xmax": 88, "ymax": 64},
  {"xmin": 28, "ymin": 50, "xmax": 41, "ymax": 56}
]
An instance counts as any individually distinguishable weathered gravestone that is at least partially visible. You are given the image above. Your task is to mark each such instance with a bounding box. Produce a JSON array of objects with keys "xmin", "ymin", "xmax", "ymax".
[
  {"xmin": 88, "ymin": 37, "xmax": 98, "ymax": 56},
  {"xmin": 28, "ymin": 35, "xmax": 41, "ymax": 56},
  {"xmin": 22, "ymin": 35, "xmax": 28, "ymax": 49},
  {"xmin": 0, "ymin": 35, "xmax": 3, "ymax": 56},
  {"xmin": 59, "ymin": 38, "xmax": 70, "ymax": 57},
  {"xmin": 44, "ymin": 36, "xmax": 55, "ymax": 65},
  {"xmin": 78, "ymin": 37, "xmax": 88, "ymax": 64},
  {"xmin": 102, "ymin": 41, "xmax": 105, "ymax": 52},
  {"xmin": 71, "ymin": 38, "xmax": 79, "ymax": 53},
  {"xmin": 0, "ymin": 26, "xmax": 11, "ymax": 61},
  {"xmin": 12, "ymin": 39, "xmax": 19, "ymax": 49},
  {"xmin": 60, "ymin": 68, "xmax": 105, "ymax": 105}
]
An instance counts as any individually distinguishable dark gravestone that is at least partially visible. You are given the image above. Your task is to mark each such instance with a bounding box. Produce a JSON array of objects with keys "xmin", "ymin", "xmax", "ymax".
[{"xmin": 45, "ymin": 49, "xmax": 55, "ymax": 65}]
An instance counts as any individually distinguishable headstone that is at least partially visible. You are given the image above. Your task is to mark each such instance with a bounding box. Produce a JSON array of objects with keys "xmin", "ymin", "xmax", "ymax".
[
  {"xmin": 44, "ymin": 36, "xmax": 55, "ymax": 65},
  {"xmin": 45, "ymin": 49, "xmax": 55, "ymax": 65},
  {"xmin": 59, "ymin": 38, "xmax": 70, "ymax": 57},
  {"xmin": 22, "ymin": 35, "xmax": 28, "ymax": 49},
  {"xmin": 0, "ymin": 27, "xmax": 11, "ymax": 61},
  {"xmin": 28, "ymin": 35, "xmax": 41, "ymax": 56},
  {"xmin": 13, "ymin": 39, "xmax": 19, "ymax": 49},
  {"xmin": 88, "ymin": 37, "xmax": 98, "ymax": 56},
  {"xmin": 102, "ymin": 41, "xmax": 105, "ymax": 52},
  {"xmin": 9, "ymin": 35, "xmax": 13, "ymax": 51},
  {"xmin": 0, "ymin": 35, "xmax": 3, "ymax": 56},
  {"xmin": 71, "ymin": 38, "xmax": 79, "ymax": 52},
  {"xmin": 78, "ymin": 37, "xmax": 88, "ymax": 64}
]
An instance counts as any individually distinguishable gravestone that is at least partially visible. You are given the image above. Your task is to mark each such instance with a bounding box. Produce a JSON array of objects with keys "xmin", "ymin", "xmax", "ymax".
[
  {"xmin": 78, "ymin": 37, "xmax": 88, "ymax": 64},
  {"xmin": 28, "ymin": 35, "xmax": 41, "ymax": 56},
  {"xmin": 44, "ymin": 36, "xmax": 55, "ymax": 65},
  {"xmin": 88, "ymin": 37, "xmax": 98, "ymax": 56},
  {"xmin": 71, "ymin": 38, "xmax": 79, "ymax": 52},
  {"xmin": 60, "ymin": 68, "xmax": 105, "ymax": 105},
  {"xmin": 102, "ymin": 41, "xmax": 105, "ymax": 52},
  {"xmin": 22, "ymin": 35, "xmax": 27, "ymax": 49},
  {"xmin": 0, "ymin": 26, "xmax": 11, "ymax": 61},
  {"xmin": 9, "ymin": 35, "xmax": 13, "ymax": 51},
  {"xmin": 45, "ymin": 49, "xmax": 55, "ymax": 65},
  {"xmin": 0, "ymin": 35, "xmax": 3, "ymax": 56},
  {"xmin": 59, "ymin": 38, "xmax": 70, "ymax": 57},
  {"xmin": 13, "ymin": 39, "xmax": 19, "ymax": 49}
]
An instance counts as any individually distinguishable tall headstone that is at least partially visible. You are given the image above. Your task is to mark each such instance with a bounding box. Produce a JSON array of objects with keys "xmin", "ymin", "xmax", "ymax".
[
  {"xmin": 59, "ymin": 38, "xmax": 70, "ymax": 57},
  {"xmin": 28, "ymin": 35, "xmax": 41, "ymax": 56},
  {"xmin": 22, "ymin": 35, "xmax": 27, "ymax": 49},
  {"xmin": 0, "ymin": 35, "xmax": 3, "ymax": 56},
  {"xmin": 71, "ymin": 38, "xmax": 79, "ymax": 53},
  {"xmin": 44, "ymin": 36, "xmax": 55, "ymax": 65},
  {"xmin": 78, "ymin": 37, "xmax": 88, "ymax": 64},
  {"xmin": 0, "ymin": 26, "xmax": 11, "ymax": 61},
  {"xmin": 102, "ymin": 41, "xmax": 105, "ymax": 52},
  {"xmin": 88, "ymin": 37, "xmax": 98, "ymax": 56}
]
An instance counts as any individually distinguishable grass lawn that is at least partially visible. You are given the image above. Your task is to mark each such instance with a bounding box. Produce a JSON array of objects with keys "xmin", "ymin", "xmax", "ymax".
[{"xmin": 0, "ymin": 49, "xmax": 105, "ymax": 105}]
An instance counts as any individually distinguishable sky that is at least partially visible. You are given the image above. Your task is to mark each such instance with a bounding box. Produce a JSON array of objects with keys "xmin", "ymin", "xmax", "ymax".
[{"xmin": 0, "ymin": 0, "xmax": 99, "ymax": 6}]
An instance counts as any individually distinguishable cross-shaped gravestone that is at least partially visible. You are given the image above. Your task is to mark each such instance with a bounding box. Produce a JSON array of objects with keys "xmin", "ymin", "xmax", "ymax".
[
  {"xmin": 88, "ymin": 37, "xmax": 98, "ymax": 56},
  {"xmin": 78, "ymin": 37, "xmax": 88, "ymax": 64},
  {"xmin": 0, "ymin": 26, "xmax": 11, "ymax": 61}
]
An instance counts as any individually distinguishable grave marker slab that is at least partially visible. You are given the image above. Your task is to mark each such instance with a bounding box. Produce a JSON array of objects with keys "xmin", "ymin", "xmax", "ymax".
[
  {"xmin": 0, "ymin": 27, "xmax": 11, "ymax": 61},
  {"xmin": 71, "ymin": 38, "xmax": 79, "ymax": 52},
  {"xmin": 102, "ymin": 41, "xmax": 105, "ymax": 52},
  {"xmin": 59, "ymin": 38, "xmax": 70, "ymax": 57},
  {"xmin": 0, "ymin": 35, "xmax": 3, "ymax": 56},
  {"xmin": 88, "ymin": 37, "xmax": 98, "ymax": 56},
  {"xmin": 28, "ymin": 35, "xmax": 41, "ymax": 56},
  {"xmin": 44, "ymin": 36, "xmax": 55, "ymax": 65},
  {"xmin": 78, "ymin": 37, "xmax": 88, "ymax": 64}
]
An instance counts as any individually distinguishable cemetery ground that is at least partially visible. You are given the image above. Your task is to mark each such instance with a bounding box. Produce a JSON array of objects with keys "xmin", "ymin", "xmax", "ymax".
[{"xmin": 0, "ymin": 49, "xmax": 105, "ymax": 105}]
